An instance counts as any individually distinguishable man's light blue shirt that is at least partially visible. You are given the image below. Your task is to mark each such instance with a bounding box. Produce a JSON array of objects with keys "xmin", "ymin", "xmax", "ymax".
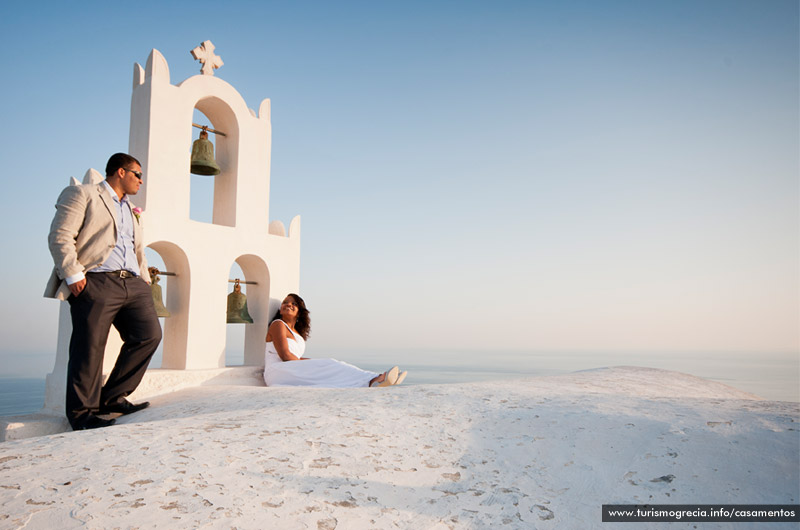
[
  {"xmin": 65, "ymin": 181, "xmax": 139, "ymax": 285},
  {"xmin": 95, "ymin": 180, "xmax": 139, "ymax": 275}
]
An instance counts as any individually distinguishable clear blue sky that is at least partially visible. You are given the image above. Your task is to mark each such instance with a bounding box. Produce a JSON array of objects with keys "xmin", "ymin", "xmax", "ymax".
[{"xmin": 0, "ymin": 1, "xmax": 797, "ymax": 377}]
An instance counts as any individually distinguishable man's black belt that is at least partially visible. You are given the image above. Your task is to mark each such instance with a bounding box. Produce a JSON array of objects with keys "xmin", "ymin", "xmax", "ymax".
[{"xmin": 91, "ymin": 270, "xmax": 138, "ymax": 279}]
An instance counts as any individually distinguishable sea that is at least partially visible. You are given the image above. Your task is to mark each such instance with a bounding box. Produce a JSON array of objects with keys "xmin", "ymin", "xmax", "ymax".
[{"xmin": 1, "ymin": 349, "xmax": 798, "ymax": 417}]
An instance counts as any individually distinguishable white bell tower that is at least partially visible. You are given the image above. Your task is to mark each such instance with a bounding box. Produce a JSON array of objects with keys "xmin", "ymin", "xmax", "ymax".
[{"xmin": 128, "ymin": 42, "xmax": 301, "ymax": 370}]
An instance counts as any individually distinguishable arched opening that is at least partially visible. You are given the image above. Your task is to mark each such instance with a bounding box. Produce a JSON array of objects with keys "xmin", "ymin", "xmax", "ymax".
[
  {"xmin": 188, "ymin": 108, "xmax": 215, "ymax": 224},
  {"xmin": 224, "ymin": 261, "xmax": 246, "ymax": 366},
  {"xmin": 189, "ymin": 97, "xmax": 239, "ymax": 227},
  {"xmin": 225, "ymin": 255, "xmax": 270, "ymax": 366},
  {"xmin": 144, "ymin": 248, "xmax": 166, "ymax": 369},
  {"xmin": 145, "ymin": 242, "xmax": 191, "ymax": 369}
]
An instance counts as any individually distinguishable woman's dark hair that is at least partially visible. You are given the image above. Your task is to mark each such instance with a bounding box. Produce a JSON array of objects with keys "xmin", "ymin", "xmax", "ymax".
[{"xmin": 271, "ymin": 293, "xmax": 311, "ymax": 340}]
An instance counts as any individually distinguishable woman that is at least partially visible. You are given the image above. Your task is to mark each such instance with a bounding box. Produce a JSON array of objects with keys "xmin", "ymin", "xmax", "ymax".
[{"xmin": 264, "ymin": 294, "xmax": 407, "ymax": 388}]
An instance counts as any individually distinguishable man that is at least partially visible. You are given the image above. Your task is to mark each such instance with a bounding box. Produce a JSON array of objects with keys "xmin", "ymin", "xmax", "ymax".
[{"xmin": 45, "ymin": 153, "xmax": 162, "ymax": 430}]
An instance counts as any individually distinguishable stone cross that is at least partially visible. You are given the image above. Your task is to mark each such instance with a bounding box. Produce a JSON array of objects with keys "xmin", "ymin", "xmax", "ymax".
[{"xmin": 191, "ymin": 40, "xmax": 224, "ymax": 76}]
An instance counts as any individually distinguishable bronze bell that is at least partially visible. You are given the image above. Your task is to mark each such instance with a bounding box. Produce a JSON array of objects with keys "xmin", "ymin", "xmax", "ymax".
[
  {"xmin": 227, "ymin": 279, "xmax": 254, "ymax": 324},
  {"xmin": 148, "ymin": 268, "xmax": 171, "ymax": 318},
  {"xmin": 190, "ymin": 129, "xmax": 221, "ymax": 176}
]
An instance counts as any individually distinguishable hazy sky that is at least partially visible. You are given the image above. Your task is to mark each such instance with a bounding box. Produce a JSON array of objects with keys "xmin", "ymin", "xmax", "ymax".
[{"xmin": 0, "ymin": 1, "xmax": 797, "ymax": 377}]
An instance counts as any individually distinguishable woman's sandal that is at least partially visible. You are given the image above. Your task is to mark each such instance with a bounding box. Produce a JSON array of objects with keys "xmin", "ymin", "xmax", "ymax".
[{"xmin": 393, "ymin": 371, "xmax": 407, "ymax": 386}]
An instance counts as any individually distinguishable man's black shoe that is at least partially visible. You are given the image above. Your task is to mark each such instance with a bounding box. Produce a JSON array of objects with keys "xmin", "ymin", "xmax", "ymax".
[
  {"xmin": 99, "ymin": 399, "xmax": 150, "ymax": 415},
  {"xmin": 74, "ymin": 415, "xmax": 116, "ymax": 431}
]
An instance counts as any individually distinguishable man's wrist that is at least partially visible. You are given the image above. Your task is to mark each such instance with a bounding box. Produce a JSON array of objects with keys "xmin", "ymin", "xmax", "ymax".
[{"xmin": 65, "ymin": 272, "xmax": 85, "ymax": 285}]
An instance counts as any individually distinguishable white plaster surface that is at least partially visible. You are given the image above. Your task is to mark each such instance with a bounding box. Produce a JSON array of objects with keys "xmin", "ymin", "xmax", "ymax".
[
  {"xmin": 1, "ymin": 367, "xmax": 797, "ymax": 529},
  {"xmin": 4, "ymin": 367, "xmax": 263, "ymax": 442}
]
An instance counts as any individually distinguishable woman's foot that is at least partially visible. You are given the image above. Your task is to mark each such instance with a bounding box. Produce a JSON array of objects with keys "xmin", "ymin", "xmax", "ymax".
[
  {"xmin": 370, "ymin": 366, "xmax": 399, "ymax": 387},
  {"xmin": 394, "ymin": 371, "xmax": 407, "ymax": 385}
]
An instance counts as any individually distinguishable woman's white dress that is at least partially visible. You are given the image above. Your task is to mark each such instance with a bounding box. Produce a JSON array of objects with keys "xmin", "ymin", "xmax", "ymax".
[{"xmin": 263, "ymin": 320, "xmax": 378, "ymax": 388}]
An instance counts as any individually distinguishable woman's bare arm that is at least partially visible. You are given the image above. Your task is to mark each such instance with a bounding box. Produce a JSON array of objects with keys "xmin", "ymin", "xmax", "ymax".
[{"xmin": 267, "ymin": 321, "xmax": 301, "ymax": 361}]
